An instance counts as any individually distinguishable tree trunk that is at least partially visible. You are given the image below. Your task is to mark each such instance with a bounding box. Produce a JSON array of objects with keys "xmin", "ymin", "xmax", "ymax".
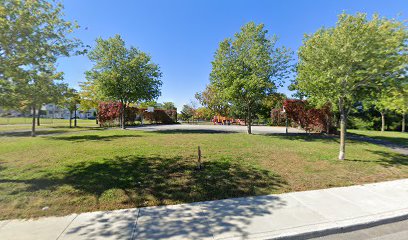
[
  {"xmin": 380, "ymin": 112, "xmax": 385, "ymax": 132},
  {"xmin": 118, "ymin": 111, "xmax": 122, "ymax": 128},
  {"xmin": 31, "ymin": 105, "xmax": 36, "ymax": 137},
  {"xmin": 402, "ymin": 112, "xmax": 406, "ymax": 133},
  {"xmin": 338, "ymin": 100, "xmax": 346, "ymax": 160},
  {"xmin": 37, "ymin": 106, "xmax": 40, "ymax": 126},
  {"xmin": 74, "ymin": 106, "xmax": 77, "ymax": 128},
  {"xmin": 247, "ymin": 119, "xmax": 252, "ymax": 134},
  {"xmin": 121, "ymin": 103, "xmax": 126, "ymax": 129},
  {"xmin": 247, "ymin": 106, "xmax": 252, "ymax": 134},
  {"xmin": 325, "ymin": 114, "xmax": 330, "ymax": 134},
  {"xmin": 69, "ymin": 111, "xmax": 72, "ymax": 128},
  {"xmin": 95, "ymin": 111, "xmax": 99, "ymax": 125}
]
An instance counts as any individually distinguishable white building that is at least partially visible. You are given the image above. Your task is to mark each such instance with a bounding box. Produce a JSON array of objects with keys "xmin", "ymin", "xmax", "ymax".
[{"xmin": 42, "ymin": 104, "xmax": 97, "ymax": 119}]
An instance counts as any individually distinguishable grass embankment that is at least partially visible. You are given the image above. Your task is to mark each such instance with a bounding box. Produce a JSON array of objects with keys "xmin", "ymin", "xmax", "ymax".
[{"xmin": 0, "ymin": 129, "xmax": 407, "ymax": 219}]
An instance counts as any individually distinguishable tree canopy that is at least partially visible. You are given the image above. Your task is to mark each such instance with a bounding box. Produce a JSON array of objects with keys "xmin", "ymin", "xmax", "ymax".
[
  {"xmin": 0, "ymin": 0, "xmax": 83, "ymax": 136},
  {"xmin": 295, "ymin": 13, "xmax": 408, "ymax": 159},
  {"xmin": 209, "ymin": 22, "xmax": 292, "ymax": 133},
  {"xmin": 195, "ymin": 84, "xmax": 229, "ymax": 117},
  {"xmin": 63, "ymin": 88, "xmax": 80, "ymax": 128},
  {"xmin": 162, "ymin": 102, "xmax": 176, "ymax": 110},
  {"xmin": 86, "ymin": 34, "xmax": 162, "ymax": 128},
  {"xmin": 180, "ymin": 104, "xmax": 196, "ymax": 122}
]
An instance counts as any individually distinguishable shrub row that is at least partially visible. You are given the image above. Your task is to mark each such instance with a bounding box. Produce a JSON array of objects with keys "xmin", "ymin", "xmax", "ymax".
[
  {"xmin": 98, "ymin": 102, "xmax": 177, "ymax": 126},
  {"xmin": 271, "ymin": 99, "xmax": 332, "ymax": 133}
]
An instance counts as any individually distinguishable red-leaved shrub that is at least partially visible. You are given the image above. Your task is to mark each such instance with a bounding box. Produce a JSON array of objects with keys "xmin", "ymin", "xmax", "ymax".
[
  {"xmin": 282, "ymin": 100, "xmax": 332, "ymax": 133},
  {"xmin": 98, "ymin": 102, "xmax": 177, "ymax": 126},
  {"xmin": 98, "ymin": 102, "xmax": 122, "ymax": 127}
]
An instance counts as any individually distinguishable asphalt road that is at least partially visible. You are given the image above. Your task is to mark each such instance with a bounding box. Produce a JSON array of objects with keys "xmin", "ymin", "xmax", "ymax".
[{"xmin": 313, "ymin": 219, "xmax": 408, "ymax": 240}]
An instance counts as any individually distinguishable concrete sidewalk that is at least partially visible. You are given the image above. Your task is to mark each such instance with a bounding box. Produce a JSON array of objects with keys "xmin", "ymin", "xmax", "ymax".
[{"xmin": 0, "ymin": 179, "xmax": 407, "ymax": 240}]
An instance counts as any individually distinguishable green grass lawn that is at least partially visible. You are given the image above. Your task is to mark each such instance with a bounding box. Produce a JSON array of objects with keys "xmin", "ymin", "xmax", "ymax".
[
  {"xmin": 0, "ymin": 129, "xmax": 407, "ymax": 220},
  {"xmin": 0, "ymin": 118, "xmax": 99, "ymax": 133},
  {"xmin": 349, "ymin": 129, "xmax": 408, "ymax": 147},
  {"xmin": 0, "ymin": 117, "xmax": 86, "ymax": 125}
]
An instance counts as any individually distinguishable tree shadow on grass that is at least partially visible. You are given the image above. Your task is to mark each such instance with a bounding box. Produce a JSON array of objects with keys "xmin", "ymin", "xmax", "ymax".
[
  {"xmin": 348, "ymin": 132, "xmax": 408, "ymax": 148},
  {"xmin": 266, "ymin": 133, "xmax": 384, "ymax": 147},
  {"xmin": 47, "ymin": 126, "xmax": 102, "ymax": 129},
  {"xmin": 345, "ymin": 149, "xmax": 408, "ymax": 167},
  {"xmin": 0, "ymin": 161, "xmax": 5, "ymax": 172},
  {"xmin": 0, "ymin": 130, "xmax": 69, "ymax": 137},
  {"xmin": 0, "ymin": 127, "xmax": 103, "ymax": 137},
  {"xmin": 61, "ymin": 155, "xmax": 286, "ymax": 204},
  {"xmin": 153, "ymin": 129, "xmax": 235, "ymax": 134},
  {"xmin": 51, "ymin": 134, "xmax": 141, "ymax": 142},
  {"xmin": 264, "ymin": 133, "xmax": 340, "ymax": 143},
  {"xmin": 0, "ymin": 154, "xmax": 286, "ymax": 206},
  {"xmin": 54, "ymin": 155, "xmax": 287, "ymax": 239},
  {"xmin": 1, "ymin": 155, "xmax": 288, "ymax": 238}
]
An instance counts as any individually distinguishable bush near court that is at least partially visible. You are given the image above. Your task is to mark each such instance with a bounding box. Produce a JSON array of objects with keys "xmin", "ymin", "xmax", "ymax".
[{"xmin": 98, "ymin": 102, "xmax": 177, "ymax": 127}]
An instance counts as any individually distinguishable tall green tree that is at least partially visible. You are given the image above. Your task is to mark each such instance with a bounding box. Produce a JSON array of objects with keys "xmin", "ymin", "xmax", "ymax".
[
  {"xmin": 35, "ymin": 72, "xmax": 66, "ymax": 127},
  {"xmin": 194, "ymin": 107, "xmax": 213, "ymax": 121},
  {"xmin": 79, "ymin": 79, "xmax": 102, "ymax": 111},
  {"xmin": 180, "ymin": 104, "xmax": 195, "ymax": 122},
  {"xmin": 195, "ymin": 84, "xmax": 230, "ymax": 117},
  {"xmin": 209, "ymin": 22, "xmax": 292, "ymax": 134},
  {"xmin": 296, "ymin": 13, "xmax": 407, "ymax": 160},
  {"xmin": 20, "ymin": 69, "xmax": 64, "ymax": 136},
  {"xmin": 86, "ymin": 35, "xmax": 162, "ymax": 129},
  {"xmin": 388, "ymin": 79, "xmax": 408, "ymax": 132},
  {"xmin": 364, "ymin": 70, "xmax": 407, "ymax": 132},
  {"xmin": 368, "ymin": 91, "xmax": 394, "ymax": 132},
  {"xmin": 259, "ymin": 92, "xmax": 287, "ymax": 119},
  {"xmin": 64, "ymin": 88, "xmax": 80, "ymax": 128},
  {"xmin": 162, "ymin": 102, "xmax": 176, "ymax": 110},
  {"xmin": 1, "ymin": 0, "xmax": 83, "ymax": 136},
  {"xmin": 79, "ymin": 78, "xmax": 105, "ymax": 124}
]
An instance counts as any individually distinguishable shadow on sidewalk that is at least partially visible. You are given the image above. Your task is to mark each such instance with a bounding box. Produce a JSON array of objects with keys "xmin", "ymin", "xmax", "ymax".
[
  {"xmin": 62, "ymin": 195, "xmax": 287, "ymax": 240},
  {"xmin": 133, "ymin": 195, "xmax": 286, "ymax": 239}
]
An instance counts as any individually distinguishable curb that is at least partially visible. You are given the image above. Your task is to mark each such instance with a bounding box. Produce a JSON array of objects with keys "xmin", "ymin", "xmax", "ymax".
[{"xmin": 269, "ymin": 210, "xmax": 408, "ymax": 240}]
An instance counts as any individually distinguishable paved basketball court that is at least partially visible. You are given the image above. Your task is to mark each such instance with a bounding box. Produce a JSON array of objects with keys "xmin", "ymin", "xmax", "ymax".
[{"xmin": 128, "ymin": 124, "xmax": 305, "ymax": 134}]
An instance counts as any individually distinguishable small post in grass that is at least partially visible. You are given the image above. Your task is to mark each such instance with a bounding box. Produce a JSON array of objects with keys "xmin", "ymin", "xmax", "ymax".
[{"xmin": 197, "ymin": 146, "xmax": 202, "ymax": 170}]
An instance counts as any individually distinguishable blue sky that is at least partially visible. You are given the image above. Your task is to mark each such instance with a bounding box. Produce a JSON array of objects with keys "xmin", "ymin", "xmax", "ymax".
[{"xmin": 57, "ymin": 0, "xmax": 407, "ymax": 110}]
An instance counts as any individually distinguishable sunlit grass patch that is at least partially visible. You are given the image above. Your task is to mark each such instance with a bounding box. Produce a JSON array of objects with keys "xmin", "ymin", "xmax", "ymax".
[{"xmin": 0, "ymin": 129, "xmax": 406, "ymax": 219}]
